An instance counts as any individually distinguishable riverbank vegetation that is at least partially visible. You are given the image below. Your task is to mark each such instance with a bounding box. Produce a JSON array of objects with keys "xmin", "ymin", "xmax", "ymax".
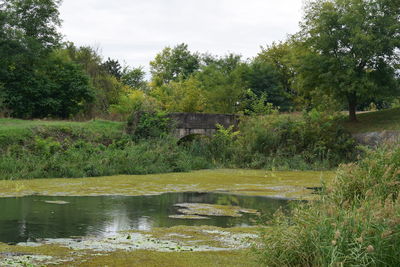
[
  {"xmin": 0, "ymin": 110, "xmax": 355, "ymax": 180},
  {"xmin": 255, "ymin": 144, "xmax": 400, "ymax": 266}
]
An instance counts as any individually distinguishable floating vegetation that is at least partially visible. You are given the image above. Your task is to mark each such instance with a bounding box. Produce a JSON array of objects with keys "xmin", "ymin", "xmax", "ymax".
[
  {"xmin": 168, "ymin": 214, "xmax": 210, "ymax": 219},
  {"xmin": 44, "ymin": 200, "xmax": 69, "ymax": 205},
  {"xmin": 0, "ymin": 255, "xmax": 57, "ymax": 267},
  {"xmin": 174, "ymin": 203, "xmax": 259, "ymax": 217},
  {"xmin": 0, "ymin": 169, "xmax": 333, "ymax": 199}
]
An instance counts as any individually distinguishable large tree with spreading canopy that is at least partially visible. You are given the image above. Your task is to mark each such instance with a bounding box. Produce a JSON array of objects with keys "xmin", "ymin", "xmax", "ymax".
[{"xmin": 296, "ymin": 0, "xmax": 400, "ymax": 121}]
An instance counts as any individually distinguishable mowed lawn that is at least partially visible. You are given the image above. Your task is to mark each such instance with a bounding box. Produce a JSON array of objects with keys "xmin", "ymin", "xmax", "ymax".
[{"xmin": 342, "ymin": 108, "xmax": 400, "ymax": 134}]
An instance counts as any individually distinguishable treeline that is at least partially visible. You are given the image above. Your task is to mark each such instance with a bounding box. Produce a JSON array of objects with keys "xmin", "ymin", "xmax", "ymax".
[{"xmin": 0, "ymin": 0, "xmax": 399, "ymax": 121}]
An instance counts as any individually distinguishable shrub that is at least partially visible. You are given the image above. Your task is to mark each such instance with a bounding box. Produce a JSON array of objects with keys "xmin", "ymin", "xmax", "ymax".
[
  {"xmin": 32, "ymin": 137, "xmax": 62, "ymax": 156},
  {"xmin": 235, "ymin": 110, "xmax": 356, "ymax": 169},
  {"xmin": 208, "ymin": 124, "xmax": 240, "ymax": 163},
  {"xmin": 127, "ymin": 111, "xmax": 171, "ymax": 140}
]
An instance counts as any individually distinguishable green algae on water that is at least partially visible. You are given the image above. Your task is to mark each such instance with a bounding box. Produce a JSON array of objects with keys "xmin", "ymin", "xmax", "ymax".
[
  {"xmin": 0, "ymin": 169, "xmax": 334, "ymax": 199},
  {"xmin": 174, "ymin": 203, "xmax": 258, "ymax": 217},
  {"xmin": 0, "ymin": 226, "xmax": 260, "ymax": 267}
]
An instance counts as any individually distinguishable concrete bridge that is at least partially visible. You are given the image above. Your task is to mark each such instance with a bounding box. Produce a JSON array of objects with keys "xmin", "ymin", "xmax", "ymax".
[{"xmin": 167, "ymin": 113, "xmax": 239, "ymax": 139}]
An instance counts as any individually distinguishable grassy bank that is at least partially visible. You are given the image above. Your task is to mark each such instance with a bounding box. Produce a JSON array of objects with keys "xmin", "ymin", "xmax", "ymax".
[
  {"xmin": 0, "ymin": 118, "xmax": 211, "ymax": 179},
  {"xmin": 0, "ymin": 118, "xmax": 124, "ymax": 147},
  {"xmin": 342, "ymin": 108, "xmax": 400, "ymax": 134},
  {"xmin": 0, "ymin": 111, "xmax": 356, "ymax": 180}
]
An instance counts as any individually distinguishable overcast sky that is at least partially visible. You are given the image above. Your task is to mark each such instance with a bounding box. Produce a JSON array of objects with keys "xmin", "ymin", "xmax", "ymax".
[{"xmin": 59, "ymin": 0, "xmax": 304, "ymax": 71}]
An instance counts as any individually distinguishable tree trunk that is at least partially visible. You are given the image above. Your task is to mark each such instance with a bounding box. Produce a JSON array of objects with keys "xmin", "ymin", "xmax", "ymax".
[{"xmin": 348, "ymin": 92, "xmax": 358, "ymax": 122}]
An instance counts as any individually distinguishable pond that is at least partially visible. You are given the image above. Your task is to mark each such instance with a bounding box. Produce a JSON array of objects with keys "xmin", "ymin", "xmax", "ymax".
[{"xmin": 0, "ymin": 192, "xmax": 289, "ymax": 244}]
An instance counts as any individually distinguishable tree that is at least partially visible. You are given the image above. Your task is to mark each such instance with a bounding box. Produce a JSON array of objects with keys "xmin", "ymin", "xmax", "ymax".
[
  {"xmin": 65, "ymin": 44, "xmax": 129, "ymax": 116},
  {"xmin": 196, "ymin": 54, "xmax": 248, "ymax": 113},
  {"xmin": 245, "ymin": 58, "xmax": 293, "ymax": 111},
  {"xmin": 35, "ymin": 55, "xmax": 94, "ymax": 118},
  {"xmin": 102, "ymin": 58, "xmax": 122, "ymax": 80},
  {"xmin": 150, "ymin": 43, "xmax": 200, "ymax": 87},
  {"xmin": 297, "ymin": 0, "xmax": 400, "ymax": 121},
  {"xmin": 0, "ymin": 0, "xmax": 68, "ymax": 117},
  {"xmin": 151, "ymin": 76, "xmax": 205, "ymax": 112},
  {"xmin": 257, "ymin": 42, "xmax": 297, "ymax": 103},
  {"xmin": 4, "ymin": 51, "xmax": 93, "ymax": 118},
  {"xmin": 201, "ymin": 53, "xmax": 242, "ymax": 71},
  {"xmin": 121, "ymin": 66, "xmax": 148, "ymax": 91},
  {"xmin": 1, "ymin": 0, "xmax": 61, "ymax": 52}
]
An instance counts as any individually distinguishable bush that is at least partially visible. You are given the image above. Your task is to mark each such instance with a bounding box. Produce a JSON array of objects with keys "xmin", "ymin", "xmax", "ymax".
[
  {"xmin": 127, "ymin": 111, "xmax": 171, "ymax": 140},
  {"xmin": 234, "ymin": 110, "xmax": 356, "ymax": 169},
  {"xmin": 208, "ymin": 124, "xmax": 240, "ymax": 164},
  {"xmin": 255, "ymin": 144, "xmax": 400, "ymax": 266}
]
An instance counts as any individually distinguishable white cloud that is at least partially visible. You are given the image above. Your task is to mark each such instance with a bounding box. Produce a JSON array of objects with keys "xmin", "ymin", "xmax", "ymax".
[{"xmin": 59, "ymin": 0, "xmax": 303, "ymax": 72}]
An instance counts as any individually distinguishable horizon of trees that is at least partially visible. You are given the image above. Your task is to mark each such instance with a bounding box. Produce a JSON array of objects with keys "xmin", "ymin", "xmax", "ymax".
[{"xmin": 0, "ymin": 0, "xmax": 399, "ymax": 121}]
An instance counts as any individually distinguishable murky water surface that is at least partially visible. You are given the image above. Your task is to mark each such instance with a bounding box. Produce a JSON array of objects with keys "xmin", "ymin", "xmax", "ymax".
[{"xmin": 0, "ymin": 192, "xmax": 289, "ymax": 244}]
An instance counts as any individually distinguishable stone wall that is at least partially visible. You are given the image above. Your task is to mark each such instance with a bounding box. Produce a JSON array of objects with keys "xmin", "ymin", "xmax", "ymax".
[
  {"xmin": 167, "ymin": 113, "xmax": 240, "ymax": 139},
  {"xmin": 352, "ymin": 131, "xmax": 400, "ymax": 146}
]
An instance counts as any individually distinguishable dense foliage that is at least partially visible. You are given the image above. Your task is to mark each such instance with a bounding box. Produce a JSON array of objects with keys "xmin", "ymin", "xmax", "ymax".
[
  {"xmin": 233, "ymin": 111, "xmax": 356, "ymax": 169},
  {"xmin": 0, "ymin": 0, "xmax": 93, "ymax": 118},
  {"xmin": 294, "ymin": 0, "xmax": 400, "ymax": 121},
  {"xmin": 1, "ymin": 0, "xmax": 398, "ymax": 120},
  {"xmin": 126, "ymin": 111, "xmax": 171, "ymax": 141},
  {"xmin": 255, "ymin": 143, "xmax": 400, "ymax": 266}
]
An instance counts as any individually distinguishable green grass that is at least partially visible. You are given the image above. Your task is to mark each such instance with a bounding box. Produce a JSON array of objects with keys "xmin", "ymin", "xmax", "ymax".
[
  {"xmin": 0, "ymin": 118, "xmax": 124, "ymax": 134},
  {"xmin": 343, "ymin": 108, "xmax": 400, "ymax": 134},
  {"xmin": 0, "ymin": 118, "xmax": 124, "ymax": 130},
  {"xmin": 0, "ymin": 118, "xmax": 125, "ymax": 147}
]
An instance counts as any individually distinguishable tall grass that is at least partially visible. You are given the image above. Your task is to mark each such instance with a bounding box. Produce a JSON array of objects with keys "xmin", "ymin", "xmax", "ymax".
[
  {"xmin": 0, "ymin": 136, "xmax": 211, "ymax": 180},
  {"xmin": 255, "ymin": 144, "xmax": 400, "ymax": 266}
]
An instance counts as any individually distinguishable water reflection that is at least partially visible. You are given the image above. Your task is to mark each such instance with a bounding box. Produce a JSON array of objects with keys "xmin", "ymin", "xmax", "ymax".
[{"xmin": 0, "ymin": 192, "xmax": 289, "ymax": 244}]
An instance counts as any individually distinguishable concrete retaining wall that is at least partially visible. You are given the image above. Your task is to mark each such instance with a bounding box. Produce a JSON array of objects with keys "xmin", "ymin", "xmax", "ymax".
[{"xmin": 167, "ymin": 113, "xmax": 239, "ymax": 139}]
